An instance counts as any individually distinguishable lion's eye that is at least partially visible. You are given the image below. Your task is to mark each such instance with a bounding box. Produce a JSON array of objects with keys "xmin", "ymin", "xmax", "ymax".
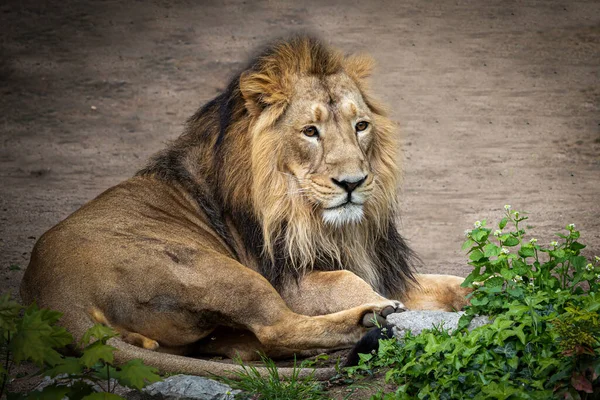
[
  {"xmin": 302, "ymin": 126, "xmax": 319, "ymax": 138},
  {"xmin": 355, "ymin": 121, "xmax": 369, "ymax": 132}
]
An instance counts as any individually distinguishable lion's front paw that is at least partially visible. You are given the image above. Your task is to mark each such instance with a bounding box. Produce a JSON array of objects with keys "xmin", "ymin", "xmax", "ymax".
[{"xmin": 361, "ymin": 300, "xmax": 406, "ymax": 328}]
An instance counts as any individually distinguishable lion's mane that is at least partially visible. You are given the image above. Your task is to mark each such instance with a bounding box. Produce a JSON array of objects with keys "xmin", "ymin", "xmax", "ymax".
[{"xmin": 139, "ymin": 36, "xmax": 416, "ymax": 297}]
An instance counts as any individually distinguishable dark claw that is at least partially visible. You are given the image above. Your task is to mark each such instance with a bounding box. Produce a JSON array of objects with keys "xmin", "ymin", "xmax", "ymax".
[
  {"xmin": 381, "ymin": 305, "xmax": 396, "ymax": 318},
  {"xmin": 361, "ymin": 312, "xmax": 376, "ymax": 327},
  {"xmin": 361, "ymin": 312, "xmax": 386, "ymax": 328}
]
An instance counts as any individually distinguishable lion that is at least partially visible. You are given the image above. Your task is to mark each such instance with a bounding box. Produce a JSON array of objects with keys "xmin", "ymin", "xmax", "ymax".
[{"xmin": 20, "ymin": 36, "xmax": 470, "ymax": 378}]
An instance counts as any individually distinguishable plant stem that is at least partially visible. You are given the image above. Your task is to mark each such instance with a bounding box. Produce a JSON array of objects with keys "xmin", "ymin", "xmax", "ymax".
[
  {"xmin": 106, "ymin": 363, "xmax": 111, "ymax": 393},
  {"xmin": 0, "ymin": 332, "xmax": 11, "ymax": 397}
]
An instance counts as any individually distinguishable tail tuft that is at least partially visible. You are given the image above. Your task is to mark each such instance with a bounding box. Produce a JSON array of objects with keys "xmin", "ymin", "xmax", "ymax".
[{"xmin": 343, "ymin": 324, "xmax": 394, "ymax": 367}]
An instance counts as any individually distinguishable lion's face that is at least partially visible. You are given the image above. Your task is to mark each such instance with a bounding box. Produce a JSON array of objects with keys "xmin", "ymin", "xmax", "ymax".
[
  {"xmin": 276, "ymin": 74, "xmax": 375, "ymax": 226},
  {"xmin": 242, "ymin": 38, "xmax": 399, "ymax": 265}
]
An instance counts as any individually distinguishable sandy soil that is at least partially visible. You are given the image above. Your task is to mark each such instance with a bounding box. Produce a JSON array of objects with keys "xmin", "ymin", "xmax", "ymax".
[{"xmin": 1, "ymin": 1, "xmax": 599, "ymax": 303}]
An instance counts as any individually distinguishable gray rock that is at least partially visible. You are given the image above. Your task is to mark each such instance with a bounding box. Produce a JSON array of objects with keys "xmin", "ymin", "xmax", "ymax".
[
  {"xmin": 387, "ymin": 311, "xmax": 490, "ymax": 338},
  {"xmin": 125, "ymin": 375, "xmax": 240, "ymax": 400}
]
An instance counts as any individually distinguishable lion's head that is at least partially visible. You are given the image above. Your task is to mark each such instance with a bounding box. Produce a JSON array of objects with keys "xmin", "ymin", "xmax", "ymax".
[{"xmin": 141, "ymin": 36, "xmax": 413, "ymax": 296}]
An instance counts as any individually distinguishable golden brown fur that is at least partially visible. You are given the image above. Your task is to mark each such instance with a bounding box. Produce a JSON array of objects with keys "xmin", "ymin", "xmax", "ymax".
[{"xmin": 20, "ymin": 36, "xmax": 470, "ymax": 378}]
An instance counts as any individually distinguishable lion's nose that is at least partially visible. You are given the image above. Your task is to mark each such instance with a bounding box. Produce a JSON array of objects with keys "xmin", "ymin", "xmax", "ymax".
[{"xmin": 331, "ymin": 175, "xmax": 367, "ymax": 193}]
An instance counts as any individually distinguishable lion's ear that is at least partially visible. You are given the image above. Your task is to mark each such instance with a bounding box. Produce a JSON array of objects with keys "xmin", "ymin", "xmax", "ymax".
[
  {"xmin": 344, "ymin": 54, "xmax": 375, "ymax": 82},
  {"xmin": 239, "ymin": 71, "xmax": 289, "ymax": 116}
]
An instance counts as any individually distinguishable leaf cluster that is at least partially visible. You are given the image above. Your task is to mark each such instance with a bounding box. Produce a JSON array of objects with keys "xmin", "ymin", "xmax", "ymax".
[
  {"xmin": 0, "ymin": 296, "xmax": 161, "ymax": 399},
  {"xmin": 347, "ymin": 209, "xmax": 600, "ymax": 399}
]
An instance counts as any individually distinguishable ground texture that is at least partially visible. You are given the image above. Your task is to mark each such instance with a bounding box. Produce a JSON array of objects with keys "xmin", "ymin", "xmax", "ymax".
[{"xmin": 1, "ymin": 1, "xmax": 599, "ymax": 299}]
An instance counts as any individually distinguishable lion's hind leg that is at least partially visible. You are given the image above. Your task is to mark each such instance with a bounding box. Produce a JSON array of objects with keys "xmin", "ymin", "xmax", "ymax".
[
  {"xmin": 120, "ymin": 332, "xmax": 160, "ymax": 351},
  {"xmin": 89, "ymin": 307, "xmax": 159, "ymax": 351},
  {"xmin": 399, "ymin": 274, "xmax": 473, "ymax": 311},
  {"xmin": 91, "ymin": 256, "xmax": 403, "ymax": 358}
]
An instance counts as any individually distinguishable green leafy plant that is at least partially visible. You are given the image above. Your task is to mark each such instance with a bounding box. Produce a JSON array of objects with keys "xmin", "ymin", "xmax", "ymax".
[
  {"xmin": 0, "ymin": 295, "xmax": 161, "ymax": 399},
  {"xmin": 347, "ymin": 207, "xmax": 600, "ymax": 399},
  {"xmin": 218, "ymin": 353, "xmax": 328, "ymax": 400}
]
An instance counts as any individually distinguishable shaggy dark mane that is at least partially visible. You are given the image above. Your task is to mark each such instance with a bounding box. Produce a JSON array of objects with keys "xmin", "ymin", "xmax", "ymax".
[{"xmin": 137, "ymin": 35, "xmax": 418, "ymax": 297}]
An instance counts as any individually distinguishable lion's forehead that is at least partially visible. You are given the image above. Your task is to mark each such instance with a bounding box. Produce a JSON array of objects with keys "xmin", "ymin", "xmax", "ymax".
[{"xmin": 290, "ymin": 74, "xmax": 368, "ymax": 121}]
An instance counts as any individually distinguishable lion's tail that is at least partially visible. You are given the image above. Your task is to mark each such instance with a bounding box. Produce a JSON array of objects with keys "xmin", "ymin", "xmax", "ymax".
[
  {"xmin": 109, "ymin": 338, "xmax": 337, "ymax": 381},
  {"xmin": 63, "ymin": 307, "xmax": 336, "ymax": 381}
]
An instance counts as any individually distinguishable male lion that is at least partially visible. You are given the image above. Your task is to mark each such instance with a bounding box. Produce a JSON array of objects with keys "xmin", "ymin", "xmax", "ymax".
[{"xmin": 21, "ymin": 36, "xmax": 470, "ymax": 377}]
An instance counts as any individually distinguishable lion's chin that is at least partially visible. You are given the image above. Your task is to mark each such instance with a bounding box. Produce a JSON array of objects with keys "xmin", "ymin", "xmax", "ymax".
[{"xmin": 322, "ymin": 203, "xmax": 364, "ymax": 227}]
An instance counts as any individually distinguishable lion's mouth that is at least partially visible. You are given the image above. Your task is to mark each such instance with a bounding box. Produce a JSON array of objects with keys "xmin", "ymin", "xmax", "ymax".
[
  {"xmin": 322, "ymin": 202, "xmax": 364, "ymax": 226},
  {"xmin": 324, "ymin": 201, "xmax": 362, "ymax": 210},
  {"xmin": 325, "ymin": 203, "xmax": 348, "ymax": 210}
]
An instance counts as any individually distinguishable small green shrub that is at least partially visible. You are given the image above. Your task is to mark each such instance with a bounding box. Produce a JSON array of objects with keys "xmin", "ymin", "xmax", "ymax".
[
  {"xmin": 0, "ymin": 295, "xmax": 161, "ymax": 399},
  {"xmin": 347, "ymin": 207, "xmax": 600, "ymax": 399},
  {"xmin": 218, "ymin": 354, "xmax": 328, "ymax": 400}
]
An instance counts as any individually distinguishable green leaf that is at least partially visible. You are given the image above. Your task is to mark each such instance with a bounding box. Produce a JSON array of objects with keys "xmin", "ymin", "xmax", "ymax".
[
  {"xmin": 569, "ymin": 241, "xmax": 586, "ymax": 251},
  {"xmin": 462, "ymin": 239, "xmax": 475, "ymax": 251},
  {"xmin": 500, "ymin": 268, "xmax": 514, "ymax": 280},
  {"xmin": 502, "ymin": 236, "xmax": 520, "ymax": 247},
  {"xmin": 470, "ymin": 249, "xmax": 485, "ymax": 262},
  {"xmin": 0, "ymin": 294, "xmax": 23, "ymax": 333},
  {"xmin": 33, "ymin": 307, "xmax": 64, "ymax": 326},
  {"xmin": 507, "ymin": 356, "xmax": 519, "ymax": 370},
  {"xmin": 549, "ymin": 249, "xmax": 565, "ymax": 259},
  {"xmin": 498, "ymin": 328, "xmax": 526, "ymax": 345},
  {"xmin": 82, "ymin": 393, "xmax": 124, "ymax": 400},
  {"xmin": 80, "ymin": 341, "xmax": 116, "ymax": 368},
  {"xmin": 25, "ymin": 385, "xmax": 71, "ymax": 400},
  {"xmin": 494, "ymin": 342, "xmax": 517, "ymax": 359},
  {"xmin": 81, "ymin": 324, "xmax": 118, "ymax": 346},
  {"xmin": 499, "ymin": 234, "xmax": 511, "ymax": 242},
  {"xmin": 511, "ymin": 260, "xmax": 529, "ymax": 275},
  {"xmin": 549, "ymin": 367, "xmax": 572, "ymax": 384},
  {"xmin": 480, "ymin": 381, "xmax": 522, "ymax": 399},
  {"xmin": 537, "ymin": 358, "xmax": 560, "ymax": 373},
  {"xmin": 511, "ymin": 325, "xmax": 526, "ymax": 345},
  {"xmin": 518, "ymin": 246, "xmax": 535, "ymax": 258},
  {"xmin": 477, "ymin": 371, "xmax": 490, "ymax": 385},
  {"xmin": 457, "ymin": 313, "xmax": 474, "ymax": 330},
  {"xmin": 499, "ymin": 218, "xmax": 508, "ymax": 230},
  {"xmin": 66, "ymin": 381, "xmax": 96, "ymax": 400},
  {"xmin": 569, "ymin": 255, "xmax": 587, "ymax": 270},
  {"xmin": 485, "ymin": 276, "xmax": 504, "ymax": 288},
  {"xmin": 461, "ymin": 268, "xmax": 481, "ymax": 287},
  {"xmin": 507, "ymin": 286, "xmax": 524, "ymax": 298},
  {"xmin": 93, "ymin": 364, "xmax": 120, "ymax": 382},
  {"xmin": 11, "ymin": 306, "xmax": 72, "ymax": 366},
  {"xmin": 492, "ymin": 318, "xmax": 513, "ymax": 331},
  {"xmin": 44, "ymin": 357, "xmax": 83, "ymax": 377},
  {"xmin": 470, "ymin": 296, "xmax": 489, "ymax": 306},
  {"xmin": 472, "ymin": 229, "xmax": 490, "ymax": 243},
  {"xmin": 423, "ymin": 334, "xmax": 441, "ymax": 354},
  {"xmin": 358, "ymin": 352, "xmax": 373, "ymax": 364},
  {"xmin": 483, "ymin": 243, "xmax": 502, "ymax": 258}
]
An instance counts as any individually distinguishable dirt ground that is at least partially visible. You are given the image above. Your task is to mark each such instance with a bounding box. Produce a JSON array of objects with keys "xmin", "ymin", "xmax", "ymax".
[{"xmin": 1, "ymin": 1, "xmax": 599, "ymax": 302}]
